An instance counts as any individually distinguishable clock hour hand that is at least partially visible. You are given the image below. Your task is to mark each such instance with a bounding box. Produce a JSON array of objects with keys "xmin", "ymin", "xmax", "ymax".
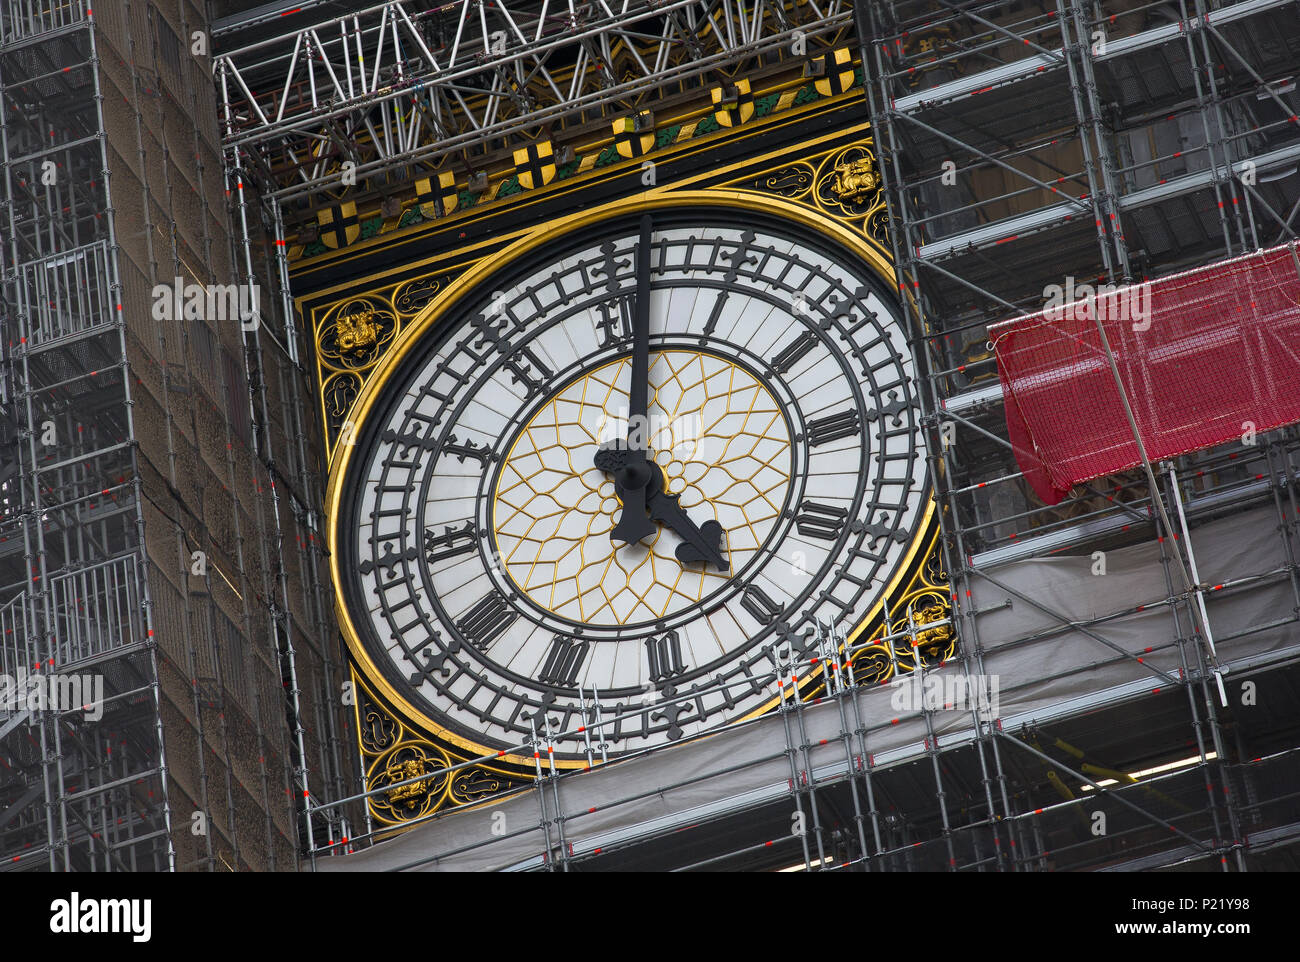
[
  {"xmin": 594, "ymin": 442, "xmax": 656, "ymax": 545},
  {"xmin": 644, "ymin": 463, "xmax": 729, "ymax": 572}
]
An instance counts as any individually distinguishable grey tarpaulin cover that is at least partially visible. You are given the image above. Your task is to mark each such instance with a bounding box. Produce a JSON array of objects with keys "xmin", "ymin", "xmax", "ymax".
[{"xmin": 319, "ymin": 504, "xmax": 1296, "ymax": 871}]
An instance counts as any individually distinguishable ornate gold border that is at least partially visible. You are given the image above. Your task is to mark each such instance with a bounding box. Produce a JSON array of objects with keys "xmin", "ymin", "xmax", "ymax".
[
  {"xmin": 288, "ymin": 61, "xmax": 865, "ymax": 274},
  {"xmin": 326, "ymin": 189, "xmax": 936, "ymax": 770},
  {"xmin": 297, "ymin": 121, "xmax": 892, "ymax": 463},
  {"xmin": 351, "ymin": 667, "xmax": 527, "ymax": 829}
]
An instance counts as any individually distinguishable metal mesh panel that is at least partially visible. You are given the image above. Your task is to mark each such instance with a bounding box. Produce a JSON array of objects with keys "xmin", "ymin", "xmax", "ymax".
[
  {"xmin": 17, "ymin": 240, "xmax": 113, "ymax": 347},
  {"xmin": 0, "ymin": 0, "xmax": 86, "ymax": 42},
  {"xmin": 47, "ymin": 553, "xmax": 142, "ymax": 666},
  {"xmin": 992, "ymin": 245, "xmax": 1300, "ymax": 503}
]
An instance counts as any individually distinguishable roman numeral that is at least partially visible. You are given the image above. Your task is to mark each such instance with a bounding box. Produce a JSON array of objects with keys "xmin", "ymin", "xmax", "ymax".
[
  {"xmin": 381, "ymin": 413, "xmax": 440, "ymax": 455},
  {"xmin": 503, "ymin": 345, "xmax": 553, "ymax": 400},
  {"xmin": 537, "ymin": 635, "xmax": 589, "ymax": 689},
  {"xmin": 702, "ymin": 289, "xmax": 730, "ymax": 338},
  {"xmin": 595, "ymin": 296, "xmax": 632, "ymax": 348},
  {"xmin": 700, "ymin": 231, "xmax": 761, "ymax": 339},
  {"xmin": 741, "ymin": 585, "xmax": 783, "ymax": 626},
  {"xmin": 806, "ymin": 409, "xmax": 860, "ymax": 447},
  {"xmin": 423, "ymin": 521, "xmax": 477, "ymax": 565},
  {"xmin": 795, "ymin": 501, "xmax": 847, "ymax": 541},
  {"xmin": 771, "ymin": 330, "xmax": 819, "ymax": 374},
  {"xmin": 645, "ymin": 630, "xmax": 686, "ymax": 683},
  {"xmin": 383, "ymin": 426, "xmax": 493, "ymax": 467},
  {"xmin": 456, "ymin": 592, "xmax": 516, "ymax": 650},
  {"xmin": 441, "ymin": 434, "xmax": 491, "ymax": 467}
]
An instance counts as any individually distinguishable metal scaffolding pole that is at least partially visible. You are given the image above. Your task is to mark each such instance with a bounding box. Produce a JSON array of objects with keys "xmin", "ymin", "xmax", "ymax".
[
  {"xmin": 214, "ymin": 0, "xmax": 855, "ymax": 203},
  {"xmin": 0, "ymin": 0, "xmax": 174, "ymax": 871},
  {"xmin": 185, "ymin": 0, "xmax": 1300, "ymax": 873}
]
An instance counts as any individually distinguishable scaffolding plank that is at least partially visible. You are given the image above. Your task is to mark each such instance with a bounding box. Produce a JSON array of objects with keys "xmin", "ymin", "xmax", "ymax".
[{"xmin": 890, "ymin": 0, "xmax": 1296, "ymax": 112}]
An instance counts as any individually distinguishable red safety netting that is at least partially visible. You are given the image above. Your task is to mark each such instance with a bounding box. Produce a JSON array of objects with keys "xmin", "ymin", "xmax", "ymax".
[{"xmin": 991, "ymin": 244, "xmax": 1300, "ymax": 505}]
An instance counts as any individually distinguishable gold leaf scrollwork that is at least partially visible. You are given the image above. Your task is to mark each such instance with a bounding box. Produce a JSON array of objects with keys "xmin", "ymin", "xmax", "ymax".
[
  {"xmin": 321, "ymin": 372, "xmax": 361, "ymax": 450},
  {"xmin": 851, "ymin": 645, "xmax": 894, "ymax": 687},
  {"xmin": 317, "ymin": 297, "xmax": 398, "ymax": 374},
  {"xmin": 361, "ymin": 702, "xmax": 398, "ymax": 754},
  {"xmin": 847, "ymin": 529, "xmax": 956, "ymax": 686},
  {"xmin": 353, "ymin": 672, "xmax": 531, "ymax": 825},
  {"xmin": 922, "ymin": 539, "xmax": 949, "ymax": 590},
  {"xmin": 738, "ymin": 141, "xmax": 891, "ymax": 249},
  {"xmin": 755, "ymin": 162, "xmax": 816, "ymax": 201},
  {"xmin": 367, "ymin": 742, "xmax": 452, "ymax": 823},
  {"xmin": 392, "ymin": 275, "xmax": 445, "ymax": 318},
  {"xmin": 450, "ymin": 768, "xmax": 507, "ymax": 806},
  {"xmin": 314, "ymin": 277, "xmax": 458, "ymax": 447},
  {"xmin": 814, "ymin": 142, "xmax": 885, "ymax": 221}
]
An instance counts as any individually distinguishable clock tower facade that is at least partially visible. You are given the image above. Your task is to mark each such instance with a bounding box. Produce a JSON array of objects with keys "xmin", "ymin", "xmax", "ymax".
[{"xmin": 291, "ymin": 58, "xmax": 951, "ymax": 830}]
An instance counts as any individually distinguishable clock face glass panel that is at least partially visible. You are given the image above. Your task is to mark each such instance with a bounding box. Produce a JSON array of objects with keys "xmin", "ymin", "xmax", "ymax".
[
  {"xmin": 493, "ymin": 349, "xmax": 792, "ymax": 627},
  {"xmin": 338, "ymin": 207, "xmax": 927, "ymax": 756}
]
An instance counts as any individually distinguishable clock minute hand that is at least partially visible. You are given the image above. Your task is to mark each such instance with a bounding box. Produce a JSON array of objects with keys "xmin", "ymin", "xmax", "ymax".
[
  {"xmin": 644, "ymin": 464, "xmax": 729, "ymax": 572},
  {"xmin": 626, "ymin": 212, "xmax": 653, "ymax": 456},
  {"xmin": 599, "ymin": 213, "xmax": 656, "ymax": 547}
]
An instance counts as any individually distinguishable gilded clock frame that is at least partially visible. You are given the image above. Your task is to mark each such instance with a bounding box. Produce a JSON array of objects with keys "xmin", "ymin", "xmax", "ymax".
[
  {"xmin": 326, "ymin": 187, "xmax": 940, "ymax": 779},
  {"xmin": 295, "ymin": 81, "xmax": 957, "ymax": 821}
]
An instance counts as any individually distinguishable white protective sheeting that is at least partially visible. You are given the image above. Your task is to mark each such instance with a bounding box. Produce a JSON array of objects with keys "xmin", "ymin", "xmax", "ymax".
[{"xmin": 318, "ymin": 503, "xmax": 1298, "ymax": 871}]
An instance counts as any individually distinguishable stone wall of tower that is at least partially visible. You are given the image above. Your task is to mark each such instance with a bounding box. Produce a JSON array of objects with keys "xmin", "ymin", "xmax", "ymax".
[{"xmin": 91, "ymin": 0, "xmax": 357, "ymax": 871}]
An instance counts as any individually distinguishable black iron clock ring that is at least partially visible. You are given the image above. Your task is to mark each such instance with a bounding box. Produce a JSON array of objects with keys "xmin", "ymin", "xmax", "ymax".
[{"xmin": 327, "ymin": 194, "xmax": 929, "ymax": 762}]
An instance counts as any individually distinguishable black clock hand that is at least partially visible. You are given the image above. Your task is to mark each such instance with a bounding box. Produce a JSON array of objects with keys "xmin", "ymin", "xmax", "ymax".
[
  {"xmin": 643, "ymin": 463, "xmax": 729, "ymax": 572},
  {"xmin": 627, "ymin": 212, "xmax": 652, "ymax": 455},
  {"xmin": 594, "ymin": 441, "xmax": 655, "ymax": 543},
  {"xmin": 592, "ymin": 450, "xmax": 730, "ymax": 570},
  {"xmin": 598, "ymin": 213, "xmax": 656, "ymax": 546}
]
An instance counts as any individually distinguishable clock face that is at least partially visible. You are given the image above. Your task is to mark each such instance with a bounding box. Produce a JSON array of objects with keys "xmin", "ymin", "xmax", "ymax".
[{"xmin": 334, "ymin": 203, "xmax": 927, "ymax": 758}]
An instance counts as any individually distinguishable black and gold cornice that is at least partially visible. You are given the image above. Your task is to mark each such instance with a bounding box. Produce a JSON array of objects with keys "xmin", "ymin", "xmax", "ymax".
[{"xmin": 288, "ymin": 58, "xmax": 869, "ymax": 288}]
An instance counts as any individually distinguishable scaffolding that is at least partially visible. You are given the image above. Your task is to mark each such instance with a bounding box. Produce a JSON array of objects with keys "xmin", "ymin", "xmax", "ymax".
[
  {"xmin": 210, "ymin": 0, "xmax": 855, "ymax": 204},
  {"xmin": 294, "ymin": 0, "xmax": 1300, "ymax": 872},
  {"xmin": 0, "ymin": 0, "xmax": 359, "ymax": 871},
  {"xmin": 849, "ymin": 0, "xmax": 1300, "ymax": 871},
  {"xmin": 0, "ymin": 0, "xmax": 172, "ymax": 872}
]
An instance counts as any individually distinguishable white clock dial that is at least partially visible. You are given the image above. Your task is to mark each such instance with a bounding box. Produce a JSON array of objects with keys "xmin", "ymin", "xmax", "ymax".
[{"xmin": 337, "ymin": 208, "xmax": 927, "ymax": 755}]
